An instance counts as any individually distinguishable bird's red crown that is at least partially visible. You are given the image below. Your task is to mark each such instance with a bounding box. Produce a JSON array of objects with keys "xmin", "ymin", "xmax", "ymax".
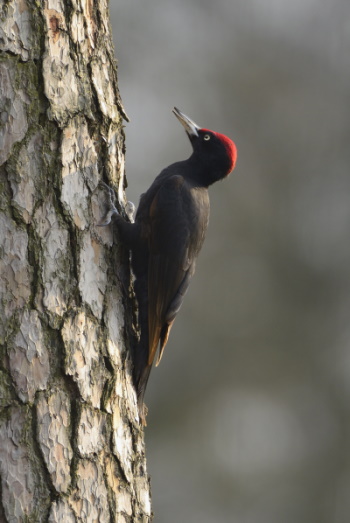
[{"xmin": 202, "ymin": 129, "xmax": 237, "ymax": 174}]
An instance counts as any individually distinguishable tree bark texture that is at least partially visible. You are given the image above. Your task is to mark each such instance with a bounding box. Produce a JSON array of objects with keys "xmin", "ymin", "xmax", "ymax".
[{"xmin": 0, "ymin": 0, "xmax": 151, "ymax": 521}]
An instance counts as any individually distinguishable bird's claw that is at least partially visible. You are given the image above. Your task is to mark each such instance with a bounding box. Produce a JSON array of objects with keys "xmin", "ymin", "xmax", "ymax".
[
  {"xmin": 99, "ymin": 181, "xmax": 116, "ymax": 201},
  {"xmin": 97, "ymin": 181, "xmax": 119, "ymax": 226},
  {"xmin": 97, "ymin": 209, "xmax": 117, "ymax": 227}
]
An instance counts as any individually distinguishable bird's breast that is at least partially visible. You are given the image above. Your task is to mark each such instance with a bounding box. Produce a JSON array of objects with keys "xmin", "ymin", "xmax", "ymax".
[{"xmin": 186, "ymin": 186, "xmax": 210, "ymax": 250}]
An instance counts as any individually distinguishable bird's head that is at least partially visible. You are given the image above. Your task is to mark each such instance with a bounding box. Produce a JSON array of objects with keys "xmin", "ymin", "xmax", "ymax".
[{"xmin": 172, "ymin": 107, "xmax": 237, "ymax": 185}]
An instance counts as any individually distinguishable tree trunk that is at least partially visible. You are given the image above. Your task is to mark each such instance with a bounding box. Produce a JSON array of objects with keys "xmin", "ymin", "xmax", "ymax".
[{"xmin": 0, "ymin": 1, "xmax": 151, "ymax": 521}]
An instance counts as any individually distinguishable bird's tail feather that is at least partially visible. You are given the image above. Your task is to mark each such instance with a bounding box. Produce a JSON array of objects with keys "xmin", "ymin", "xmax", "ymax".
[
  {"xmin": 135, "ymin": 364, "xmax": 152, "ymax": 426},
  {"xmin": 133, "ymin": 319, "xmax": 153, "ymax": 426}
]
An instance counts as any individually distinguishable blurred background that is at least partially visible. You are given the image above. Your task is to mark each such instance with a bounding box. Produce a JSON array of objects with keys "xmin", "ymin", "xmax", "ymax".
[{"xmin": 110, "ymin": 1, "xmax": 350, "ymax": 521}]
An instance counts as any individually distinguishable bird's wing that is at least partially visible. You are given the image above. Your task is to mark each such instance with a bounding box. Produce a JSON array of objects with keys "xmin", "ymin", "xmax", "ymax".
[{"xmin": 147, "ymin": 175, "xmax": 206, "ymax": 366}]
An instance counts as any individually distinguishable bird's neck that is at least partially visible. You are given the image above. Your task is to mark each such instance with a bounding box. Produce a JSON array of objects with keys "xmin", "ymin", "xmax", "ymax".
[{"xmin": 186, "ymin": 154, "xmax": 224, "ymax": 187}]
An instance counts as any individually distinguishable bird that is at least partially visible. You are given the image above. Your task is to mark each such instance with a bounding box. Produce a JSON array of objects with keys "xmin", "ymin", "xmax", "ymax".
[{"xmin": 99, "ymin": 107, "xmax": 237, "ymax": 425}]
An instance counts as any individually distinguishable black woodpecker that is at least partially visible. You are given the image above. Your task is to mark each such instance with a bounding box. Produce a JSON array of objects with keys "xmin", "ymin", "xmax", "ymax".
[{"xmin": 99, "ymin": 107, "xmax": 237, "ymax": 425}]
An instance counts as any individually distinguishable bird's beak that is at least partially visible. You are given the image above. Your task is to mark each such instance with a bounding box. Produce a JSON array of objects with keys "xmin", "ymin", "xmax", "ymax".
[{"xmin": 172, "ymin": 107, "xmax": 200, "ymax": 138}]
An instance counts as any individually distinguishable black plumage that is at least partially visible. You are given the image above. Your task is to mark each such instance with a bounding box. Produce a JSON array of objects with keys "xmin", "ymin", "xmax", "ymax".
[{"xmin": 100, "ymin": 108, "xmax": 237, "ymax": 424}]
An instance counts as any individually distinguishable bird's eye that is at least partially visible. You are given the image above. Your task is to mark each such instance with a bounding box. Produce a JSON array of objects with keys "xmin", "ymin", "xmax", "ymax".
[{"xmin": 203, "ymin": 134, "xmax": 211, "ymax": 141}]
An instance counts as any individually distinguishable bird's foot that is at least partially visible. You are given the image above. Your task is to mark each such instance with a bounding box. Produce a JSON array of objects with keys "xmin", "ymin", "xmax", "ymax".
[
  {"xmin": 97, "ymin": 182, "xmax": 119, "ymax": 226},
  {"xmin": 125, "ymin": 201, "xmax": 136, "ymax": 223}
]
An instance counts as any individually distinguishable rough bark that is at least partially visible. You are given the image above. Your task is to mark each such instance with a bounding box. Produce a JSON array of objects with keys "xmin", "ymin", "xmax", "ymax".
[{"xmin": 0, "ymin": 0, "xmax": 151, "ymax": 521}]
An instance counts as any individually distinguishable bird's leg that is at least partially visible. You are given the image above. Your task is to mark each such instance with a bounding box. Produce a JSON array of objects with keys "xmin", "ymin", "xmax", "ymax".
[
  {"xmin": 98, "ymin": 181, "xmax": 136, "ymax": 224},
  {"xmin": 97, "ymin": 181, "xmax": 119, "ymax": 226},
  {"xmin": 97, "ymin": 182, "xmax": 140, "ymax": 248}
]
